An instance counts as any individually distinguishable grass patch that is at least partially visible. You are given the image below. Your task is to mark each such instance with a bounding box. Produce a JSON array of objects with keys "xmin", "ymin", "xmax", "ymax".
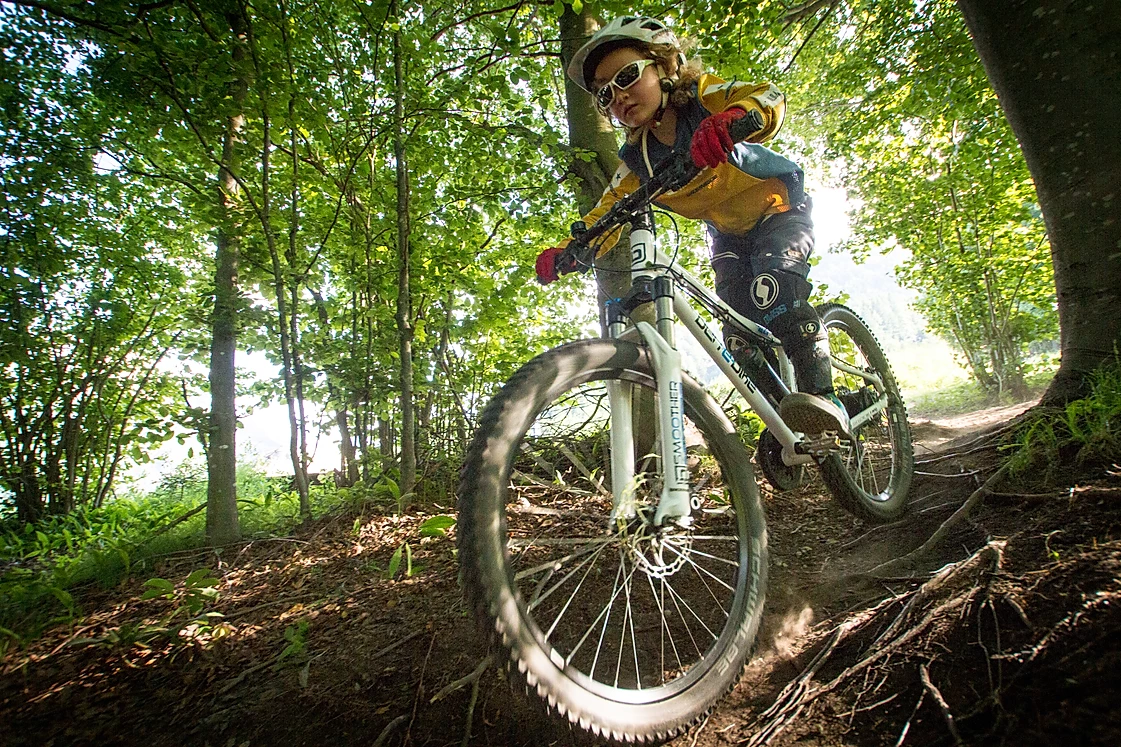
[
  {"xmin": 902, "ymin": 355, "xmax": 1056, "ymax": 419},
  {"xmin": 1006, "ymin": 364, "xmax": 1121, "ymax": 485}
]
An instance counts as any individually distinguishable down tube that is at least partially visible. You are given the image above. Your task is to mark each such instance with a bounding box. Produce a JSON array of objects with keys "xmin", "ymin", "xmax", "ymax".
[{"xmin": 673, "ymin": 294, "xmax": 800, "ymax": 447}]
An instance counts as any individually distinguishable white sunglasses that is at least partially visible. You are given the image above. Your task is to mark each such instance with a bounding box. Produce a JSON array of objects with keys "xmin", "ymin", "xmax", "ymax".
[{"xmin": 594, "ymin": 59, "xmax": 656, "ymax": 113}]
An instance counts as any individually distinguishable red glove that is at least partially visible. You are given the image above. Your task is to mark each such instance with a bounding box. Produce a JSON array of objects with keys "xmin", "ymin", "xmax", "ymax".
[
  {"xmin": 535, "ymin": 247, "xmax": 564, "ymax": 285},
  {"xmin": 690, "ymin": 108, "xmax": 748, "ymax": 169}
]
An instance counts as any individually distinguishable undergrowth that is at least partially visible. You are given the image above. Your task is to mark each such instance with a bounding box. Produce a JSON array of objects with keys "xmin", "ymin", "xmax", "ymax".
[
  {"xmin": 0, "ymin": 458, "xmax": 387, "ymax": 652},
  {"xmin": 1006, "ymin": 364, "xmax": 1121, "ymax": 484}
]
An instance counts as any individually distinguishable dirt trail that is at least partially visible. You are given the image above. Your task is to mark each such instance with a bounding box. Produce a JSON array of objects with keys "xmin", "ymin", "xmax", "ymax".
[
  {"xmin": 909, "ymin": 400, "xmax": 1036, "ymax": 453},
  {"xmin": 5, "ymin": 396, "xmax": 1119, "ymax": 746}
]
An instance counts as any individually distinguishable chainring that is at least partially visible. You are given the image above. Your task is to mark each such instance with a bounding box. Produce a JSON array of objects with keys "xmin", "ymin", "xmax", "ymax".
[{"xmin": 755, "ymin": 428, "xmax": 808, "ymax": 492}]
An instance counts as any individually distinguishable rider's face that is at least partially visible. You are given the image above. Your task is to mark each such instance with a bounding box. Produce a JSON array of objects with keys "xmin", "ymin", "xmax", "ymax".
[{"xmin": 593, "ymin": 47, "xmax": 662, "ymax": 129}]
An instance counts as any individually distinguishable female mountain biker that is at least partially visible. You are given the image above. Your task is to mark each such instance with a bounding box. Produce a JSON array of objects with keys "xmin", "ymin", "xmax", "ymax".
[{"xmin": 535, "ymin": 16, "xmax": 850, "ymax": 438}]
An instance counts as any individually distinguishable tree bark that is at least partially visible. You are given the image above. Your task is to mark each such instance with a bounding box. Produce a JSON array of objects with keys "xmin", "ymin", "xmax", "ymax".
[
  {"xmin": 955, "ymin": 0, "xmax": 1121, "ymax": 403},
  {"xmin": 260, "ymin": 104, "xmax": 310, "ymax": 518},
  {"xmin": 558, "ymin": 6, "xmax": 657, "ymax": 470},
  {"xmin": 206, "ymin": 5, "xmax": 250, "ymax": 546},
  {"xmin": 392, "ymin": 0, "xmax": 417, "ymax": 499}
]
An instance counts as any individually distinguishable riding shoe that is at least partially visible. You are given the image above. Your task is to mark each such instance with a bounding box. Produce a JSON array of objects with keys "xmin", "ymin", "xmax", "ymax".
[{"xmin": 779, "ymin": 392, "xmax": 853, "ymax": 441}]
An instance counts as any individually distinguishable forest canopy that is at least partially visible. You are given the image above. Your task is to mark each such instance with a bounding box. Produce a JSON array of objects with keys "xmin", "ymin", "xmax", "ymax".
[{"xmin": 0, "ymin": 0, "xmax": 1059, "ymax": 529}]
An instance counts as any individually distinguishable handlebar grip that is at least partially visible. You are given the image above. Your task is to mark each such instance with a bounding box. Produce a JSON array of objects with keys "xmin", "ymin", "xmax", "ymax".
[
  {"xmin": 728, "ymin": 108, "xmax": 766, "ymax": 143},
  {"xmin": 556, "ymin": 248, "xmax": 579, "ymax": 276}
]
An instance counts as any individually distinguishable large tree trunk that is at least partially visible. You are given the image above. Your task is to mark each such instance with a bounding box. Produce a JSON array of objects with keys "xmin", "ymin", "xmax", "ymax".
[
  {"xmin": 392, "ymin": 2, "xmax": 417, "ymax": 500},
  {"xmin": 207, "ymin": 6, "xmax": 250, "ymax": 546},
  {"xmin": 559, "ymin": 5, "xmax": 632, "ymax": 322},
  {"xmin": 558, "ymin": 7, "xmax": 657, "ymax": 469},
  {"xmin": 955, "ymin": 0, "xmax": 1121, "ymax": 403},
  {"xmin": 560, "ymin": 7, "xmax": 622, "ymax": 213}
]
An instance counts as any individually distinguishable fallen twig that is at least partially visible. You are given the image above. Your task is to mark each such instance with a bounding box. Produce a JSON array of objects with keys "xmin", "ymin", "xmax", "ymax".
[
  {"xmin": 219, "ymin": 651, "xmax": 285, "ymax": 695},
  {"xmin": 133, "ymin": 502, "xmax": 207, "ymax": 551},
  {"xmin": 866, "ymin": 464, "xmax": 1010, "ymax": 577},
  {"xmin": 431, "ymin": 655, "xmax": 492, "ymax": 703},
  {"xmin": 914, "ymin": 470, "xmax": 981, "ymax": 481},
  {"xmin": 372, "ymin": 715, "xmax": 409, "ymax": 747},
  {"xmin": 406, "ymin": 631, "xmax": 438, "ymax": 745},
  {"xmin": 893, "ymin": 689, "xmax": 925, "ymax": 746},
  {"xmin": 913, "ymin": 419, "xmax": 1022, "ymax": 466},
  {"xmin": 743, "ymin": 622, "xmax": 848, "ymax": 746},
  {"xmin": 557, "ymin": 444, "xmax": 611, "ymax": 498},
  {"xmin": 371, "ymin": 627, "xmax": 427, "ymax": 663},
  {"xmin": 688, "ymin": 714, "xmax": 711, "ymax": 747},
  {"xmin": 460, "ymin": 660, "xmax": 485, "ymax": 747}
]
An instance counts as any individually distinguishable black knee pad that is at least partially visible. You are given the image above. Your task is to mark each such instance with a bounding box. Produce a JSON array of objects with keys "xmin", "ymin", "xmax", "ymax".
[{"xmin": 764, "ymin": 293, "xmax": 826, "ymax": 348}]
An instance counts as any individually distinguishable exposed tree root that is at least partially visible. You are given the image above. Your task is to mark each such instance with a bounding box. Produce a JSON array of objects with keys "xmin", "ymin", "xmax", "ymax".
[
  {"xmin": 867, "ymin": 464, "xmax": 1011, "ymax": 578},
  {"xmin": 744, "ymin": 542, "xmax": 1005, "ymax": 745},
  {"xmin": 919, "ymin": 662, "xmax": 963, "ymax": 745}
]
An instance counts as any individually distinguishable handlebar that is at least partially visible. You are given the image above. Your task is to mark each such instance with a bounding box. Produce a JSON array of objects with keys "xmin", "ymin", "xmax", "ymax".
[{"xmin": 559, "ymin": 108, "xmax": 766, "ymax": 275}]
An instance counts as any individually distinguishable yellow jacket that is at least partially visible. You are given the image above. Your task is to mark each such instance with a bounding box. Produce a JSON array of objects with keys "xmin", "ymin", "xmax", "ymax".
[{"xmin": 566, "ymin": 74, "xmax": 804, "ymax": 255}]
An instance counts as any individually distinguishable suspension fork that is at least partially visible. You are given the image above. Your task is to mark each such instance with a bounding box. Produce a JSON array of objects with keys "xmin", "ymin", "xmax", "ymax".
[{"xmin": 605, "ymin": 211, "xmax": 692, "ymax": 527}]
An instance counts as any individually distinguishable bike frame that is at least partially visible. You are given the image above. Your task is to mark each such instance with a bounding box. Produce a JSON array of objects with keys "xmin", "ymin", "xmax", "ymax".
[{"xmin": 604, "ymin": 209, "xmax": 889, "ymax": 526}]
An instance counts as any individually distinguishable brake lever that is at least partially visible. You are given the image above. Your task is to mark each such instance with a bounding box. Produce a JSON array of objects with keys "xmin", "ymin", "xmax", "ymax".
[{"xmin": 658, "ymin": 158, "xmax": 700, "ymax": 193}]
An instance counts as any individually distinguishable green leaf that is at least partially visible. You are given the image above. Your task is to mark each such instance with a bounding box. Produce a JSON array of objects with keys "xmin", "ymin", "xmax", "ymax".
[
  {"xmin": 418, "ymin": 515, "xmax": 456, "ymax": 537},
  {"xmin": 185, "ymin": 568, "xmax": 217, "ymax": 588},
  {"xmin": 141, "ymin": 578, "xmax": 175, "ymax": 600},
  {"xmin": 387, "ymin": 544, "xmax": 403, "ymax": 579}
]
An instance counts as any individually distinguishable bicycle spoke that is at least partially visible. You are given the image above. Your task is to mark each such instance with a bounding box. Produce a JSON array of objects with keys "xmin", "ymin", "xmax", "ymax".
[
  {"xmin": 626, "ymin": 565, "xmax": 642, "ymax": 689},
  {"xmin": 588, "ymin": 556, "xmax": 628, "ymax": 680},
  {"xmin": 542, "ymin": 541, "xmax": 612, "ymax": 641},
  {"xmin": 513, "ymin": 536, "xmax": 615, "ymax": 581},
  {"xmin": 674, "ymin": 541, "xmax": 742, "ymax": 568},
  {"xmin": 661, "ymin": 570, "xmax": 719, "ymax": 650},
  {"xmin": 644, "ymin": 572, "xmax": 685, "ymax": 679},
  {"xmin": 614, "ymin": 549, "xmax": 633, "ymax": 688},
  {"xmin": 561, "ymin": 546, "xmax": 643, "ymax": 669},
  {"xmin": 663, "ymin": 543, "xmax": 737, "ymax": 595},
  {"xmin": 527, "ymin": 538, "xmax": 613, "ymax": 612}
]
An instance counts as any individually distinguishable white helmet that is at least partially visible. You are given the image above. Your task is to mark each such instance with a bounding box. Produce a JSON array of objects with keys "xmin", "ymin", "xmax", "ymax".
[{"xmin": 567, "ymin": 16, "xmax": 680, "ymax": 93}]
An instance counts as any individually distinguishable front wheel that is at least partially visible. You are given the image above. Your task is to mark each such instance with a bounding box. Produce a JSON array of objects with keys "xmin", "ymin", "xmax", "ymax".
[
  {"xmin": 457, "ymin": 339, "xmax": 767, "ymax": 743},
  {"xmin": 817, "ymin": 303, "xmax": 914, "ymax": 522}
]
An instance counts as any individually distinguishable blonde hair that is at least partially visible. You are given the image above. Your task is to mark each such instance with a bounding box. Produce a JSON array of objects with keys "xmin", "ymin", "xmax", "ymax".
[{"xmin": 621, "ymin": 40, "xmax": 704, "ymax": 143}]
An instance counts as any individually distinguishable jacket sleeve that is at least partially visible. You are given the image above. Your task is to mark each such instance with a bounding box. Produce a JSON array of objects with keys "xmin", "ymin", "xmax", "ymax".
[
  {"xmin": 558, "ymin": 162, "xmax": 642, "ymax": 257},
  {"xmin": 696, "ymin": 74, "xmax": 787, "ymax": 143}
]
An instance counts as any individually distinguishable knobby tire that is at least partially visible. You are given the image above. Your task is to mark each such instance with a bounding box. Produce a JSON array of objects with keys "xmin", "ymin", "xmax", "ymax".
[
  {"xmin": 457, "ymin": 339, "xmax": 767, "ymax": 743},
  {"xmin": 817, "ymin": 303, "xmax": 915, "ymax": 522}
]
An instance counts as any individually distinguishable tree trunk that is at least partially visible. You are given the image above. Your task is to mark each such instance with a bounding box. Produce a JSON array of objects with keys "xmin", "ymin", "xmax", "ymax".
[
  {"xmin": 288, "ymin": 152, "xmax": 311, "ymax": 519},
  {"xmin": 260, "ymin": 105, "xmax": 310, "ymax": 517},
  {"xmin": 206, "ymin": 6, "xmax": 250, "ymax": 546},
  {"xmin": 559, "ymin": 4, "xmax": 632, "ymax": 322},
  {"xmin": 558, "ymin": 6, "xmax": 657, "ymax": 474},
  {"xmin": 955, "ymin": 0, "xmax": 1121, "ymax": 403},
  {"xmin": 392, "ymin": 3, "xmax": 417, "ymax": 499}
]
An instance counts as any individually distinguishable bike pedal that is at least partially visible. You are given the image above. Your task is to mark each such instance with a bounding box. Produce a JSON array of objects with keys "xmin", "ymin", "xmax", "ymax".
[{"xmin": 798, "ymin": 433, "xmax": 844, "ymax": 457}]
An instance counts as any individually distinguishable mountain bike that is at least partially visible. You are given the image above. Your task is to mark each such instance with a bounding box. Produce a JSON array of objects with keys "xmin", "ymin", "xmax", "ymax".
[{"xmin": 457, "ymin": 112, "xmax": 914, "ymax": 743}]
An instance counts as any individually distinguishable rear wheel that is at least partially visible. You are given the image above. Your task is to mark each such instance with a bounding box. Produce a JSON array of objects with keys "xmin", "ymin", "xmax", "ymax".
[
  {"xmin": 816, "ymin": 303, "xmax": 914, "ymax": 522},
  {"xmin": 457, "ymin": 339, "xmax": 767, "ymax": 743}
]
